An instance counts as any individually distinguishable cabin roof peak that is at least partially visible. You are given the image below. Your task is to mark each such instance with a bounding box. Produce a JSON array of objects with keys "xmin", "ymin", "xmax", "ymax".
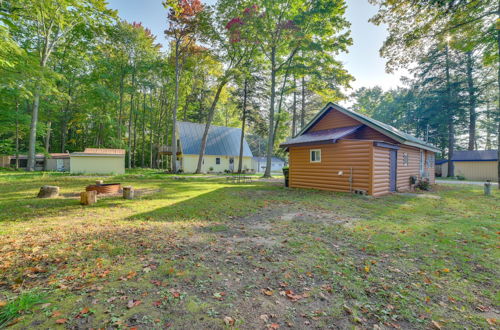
[{"xmin": 295, "ymin": 103, "xmax": 440, "ymax": 153}]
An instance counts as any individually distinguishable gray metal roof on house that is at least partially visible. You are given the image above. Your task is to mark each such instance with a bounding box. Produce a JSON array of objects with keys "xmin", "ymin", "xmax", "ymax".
[
  {"xmin": 178, "ymin": 121, "xmax": 253, "ymax": 157},
  {"xmin": 295, "ymin": 103, "xmax": 440, "ymax": 152},
  {"xmin": 253, "ymin": 156, "xmax": 285, "ymax": 163},
  {"xmin": 451, "ymin": 150, "xmax": 498, "ymax": 161},
  {"xmin": 280, "ymin": 125, "xmax": 362, "ymax": 148}
]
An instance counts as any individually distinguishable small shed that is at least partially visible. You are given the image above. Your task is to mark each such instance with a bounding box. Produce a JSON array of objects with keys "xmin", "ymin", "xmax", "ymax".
[
  {"xmin": 280, "ymin": 103, "xmax": 439, "ymax": 196},
  {"xmin": 438, "ymin": 150, "xmax": 498, "ymax": 181},
  {"xmin": 252, "ymin": 156, "xmax": 286, "ymax": 173},
  {"xmin": 70, "ymin": 148, "xmax": 125, "ymax": 175}
]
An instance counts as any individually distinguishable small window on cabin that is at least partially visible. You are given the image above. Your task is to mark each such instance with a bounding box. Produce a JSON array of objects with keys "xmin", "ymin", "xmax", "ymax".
[
  {"xmin": 427, "ymin": 154, "xmax": 434, "ymax": 168},
  {"xmin": 310, "ymin": 149, "xmax": 321, "ymax": 163},
  {"xmin": 402, "ymin": 153, "xmax": 409, "ymax": 167},
  {"xmin": 216, "ymin": 157, "xmax": 221, "ymax": 165}
]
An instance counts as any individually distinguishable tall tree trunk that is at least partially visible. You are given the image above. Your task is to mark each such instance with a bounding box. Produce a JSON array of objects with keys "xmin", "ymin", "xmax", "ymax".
[
  {"xmin": 485, "ymin": 101, "xmax": 492, "ymax": 149},
  {"xmin": 118, "ymin": 71, "xmax": 125, "ymax": 146},
  {"xmin": 133, "ymin": 102, "xmax": 138, "ymax": 168},
  {"xmin": 141, "ymin": 91, "xmax": 146, "ymax": 168},
  {"xmin": 272, "ymin": 62, "xmax": 294, "ymax": 147},
  {"xmin": 28, "ymin": 50, "xmax": 50, "ymax": 171},
  {"xmin": 27, "ymin": 92, "xmax": 40, "ymax": 171},
  {"xmin": 497, "ymin": 9, "xmax": 500, "ymax": 188},
  {"xmin": 60, "ymin": 85, "xmax": 72, "ymax": 152},
  {"xmin": 128, "ymin": 69, "xmax": 136, "ymax": 169},
  {"xmin": 171, "ymin": 41, "xmax": 180, "ymax": 173},
  {"xmin": 292, "ymin": 77, "xmax": 297, "ymax": 137},
  {"xmin": 15, "ymin": 98, "xmax": 19, "ymax": 169},
  {"xmin": 445, "ymin": 42, "xmax": 455, "ymax": 177},
  {"xmin": 264, "ymin": 47, "xmax": 277, "ymax": 178},
  {"xmin": 45, "ymin": 121, "xmax": 51, "ymax": 152},
  {"xmin": 238, "ymin": 78, "xmax": 248, "ymax": 173},
  {"xmin": 150, "ymin": 91, "xmax": 154, "ymax": 168},
  {"xmin": 466, "ymin": 51, "xmax": 476, "ymax": 151},
  {"xmin": 195, "ymin": 79, "xmax": 228, "ymax": 174},
  {"xmin": 301, "ymin": 76, "xmax": 306, "ymax": 130}
]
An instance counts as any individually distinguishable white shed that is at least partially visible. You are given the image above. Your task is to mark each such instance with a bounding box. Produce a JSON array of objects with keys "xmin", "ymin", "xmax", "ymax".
[{"xmin": 70, "ymin": 148, "xmax": 125, "ymax": 175}]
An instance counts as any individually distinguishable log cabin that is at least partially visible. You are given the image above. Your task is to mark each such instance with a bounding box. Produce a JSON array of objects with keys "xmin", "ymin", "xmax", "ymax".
[{"xmin": 280, "ymin": 103, "xmax": 440, "ymax": 196}]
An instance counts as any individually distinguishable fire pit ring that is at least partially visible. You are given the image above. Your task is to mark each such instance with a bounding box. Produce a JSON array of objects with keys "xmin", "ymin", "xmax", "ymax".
[{"xmin": 86, "ymin": 183, "xmax": 121, "ymax": 194}]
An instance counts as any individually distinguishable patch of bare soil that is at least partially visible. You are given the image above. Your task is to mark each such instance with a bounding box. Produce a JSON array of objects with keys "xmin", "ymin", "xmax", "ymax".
[{"xmin": 279, "ymin": 210, "xmax": 359, "ymax": 226}]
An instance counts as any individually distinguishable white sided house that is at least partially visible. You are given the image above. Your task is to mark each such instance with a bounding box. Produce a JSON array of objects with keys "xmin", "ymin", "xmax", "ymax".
[
  {"xmin": 167, "ymin": 122, "xmax": 254, "ymax": 173},
  {"xmin": 252, "ymin": 156, "xmax": 286, "ymax": 173}
]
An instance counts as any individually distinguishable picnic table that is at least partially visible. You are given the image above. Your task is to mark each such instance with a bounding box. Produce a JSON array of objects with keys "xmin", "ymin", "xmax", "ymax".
[{"xmin": 226, "ymin": 175, "xmax": 253, "ymax": 183}]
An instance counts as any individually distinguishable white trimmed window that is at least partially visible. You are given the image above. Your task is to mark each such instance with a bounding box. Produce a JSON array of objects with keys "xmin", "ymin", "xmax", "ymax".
[
  {"xmin": 402, "ymin": 153, "xmax": 409, "ymax": 167},
  {"xmin": 427, "ymin": 154, "xmax": 434, "ymax": 168},
  {"xmin": 215, "ymin": 157, "xmax": 221, "ymax": 165},
  {"xmin": 310, "ymin": 149, "xmax": 321, "ymax": 163}
]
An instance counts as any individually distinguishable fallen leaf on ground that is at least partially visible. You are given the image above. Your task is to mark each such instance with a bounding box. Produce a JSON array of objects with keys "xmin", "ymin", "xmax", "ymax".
[
  {"xmin": 0, "ymin": 301, "xmax": 7, "ymax": 307},
  {"xmin": 486, "ymin": 318, "xmax": 497, "ymax": 326},
  {"xmin": 431, "ymin": 320, "xmax": 442, "ymax": 329},
  {"xmin": 127, "ymin": 300, "xmax": 142, "ymax": 308},
  {"xmin": 79, "ymin": 307, "xmax": 89, "ymax": 315},
  {"xmin": 262, "ymin": 289, "xmax": 274, "ymax": 296},
  {"xmin": 55, "ymin": 319, "xmax": 68, "ymax": 324},
  {"xmin": 223, "ymin": 316, "xmax": 235, "ymax": 326}
]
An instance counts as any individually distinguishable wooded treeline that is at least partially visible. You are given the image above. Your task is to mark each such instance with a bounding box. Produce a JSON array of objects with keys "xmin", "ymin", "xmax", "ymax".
[
  {"xmin": 364, "ymin": 0, "xmax": 499, "ymax": 179},
  {"xmin": 0, "ymin": 0, "xmax": 498, "ymax": 179},
  {"xmin": 0, "ymin": 0, "xmax": 353, "ymax": 176}
]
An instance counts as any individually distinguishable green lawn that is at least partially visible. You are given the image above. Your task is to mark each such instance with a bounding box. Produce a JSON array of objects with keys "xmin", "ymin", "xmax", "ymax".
[{"xmin": 0, "ymin": 170, "xmax": 498, "ymax": 329}]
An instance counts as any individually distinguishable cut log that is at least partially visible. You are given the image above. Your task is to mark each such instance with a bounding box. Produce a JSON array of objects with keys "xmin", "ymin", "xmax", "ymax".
[
  {"xmin": 80, "ymin": 190, "xmax": 97, "ymax": 205},
  {"xmin": 123, "ymin": 186, "xmax": 134, "ymax": 199},
  {"xmin": 37, "ymin": 185, "xmax": 59, "ymax": 198},
  {"xmin": 96, "ymin": 180, "xmax": 104, "ymax": 185}
]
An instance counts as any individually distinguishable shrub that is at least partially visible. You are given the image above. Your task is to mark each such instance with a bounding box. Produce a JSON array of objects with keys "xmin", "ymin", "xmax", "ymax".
[
  {"xmin": 456, "ymin": 175, "xmax": 466, "ymax": 181},
  {"xmin": 416, "ymin": 178, "xmax": 430, "ymax": 191}
]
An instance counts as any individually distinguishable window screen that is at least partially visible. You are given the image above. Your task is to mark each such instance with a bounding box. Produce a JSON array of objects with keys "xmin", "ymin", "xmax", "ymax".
[{"xmin": 310, "ymin": 149, "xmax": 321, "ymax": 163}]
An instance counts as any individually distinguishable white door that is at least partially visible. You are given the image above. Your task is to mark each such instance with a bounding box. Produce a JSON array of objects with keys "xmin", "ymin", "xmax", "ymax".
[
  {"xmin": 229, "ymin": 157, "xmax": 234, "ymax": 172},
  {"xmin": 56, "ymin": 159, "xmax": 64, "ymax": 171}
]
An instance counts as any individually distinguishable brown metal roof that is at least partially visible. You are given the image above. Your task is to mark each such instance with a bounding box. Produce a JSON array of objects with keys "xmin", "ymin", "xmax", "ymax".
[{"xmin": 83, "ymin": 148, "xmax": 126, "ymax": 155}]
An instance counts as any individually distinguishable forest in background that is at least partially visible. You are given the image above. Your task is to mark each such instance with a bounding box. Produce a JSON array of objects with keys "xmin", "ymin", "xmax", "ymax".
[{"xmin": 0, "ymin": 0, "xmax": 498, "ymax": 178}]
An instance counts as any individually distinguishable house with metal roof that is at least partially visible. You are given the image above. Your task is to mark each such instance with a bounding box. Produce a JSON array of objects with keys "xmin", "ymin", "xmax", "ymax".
[
  {"xmin": 173, "ymin": 122, "xmax": 253, "ymax": 173},
  {"xmin": 280, "ymin": 103, "xmax": 439, "ymax": 196},
  {"xmin": 0, "ymin": 153, "xmax": 71, "ymax": 171},
  {"xmin": 252, "ymin": 156, "xmax": 286, "ymax": 173},
  {"xmin": 437, "ymin": 150, "xmax": 498, "ymax": 181}
]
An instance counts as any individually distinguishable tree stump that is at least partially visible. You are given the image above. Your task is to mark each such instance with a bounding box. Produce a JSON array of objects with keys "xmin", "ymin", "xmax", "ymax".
[
  {"xmin": 80, "ymin": 190, "xmax": 97, "ymax": 205},
  {"xmin": 37, "ymin": 185, "xmax": 59, "ymax": 198},
  {"xmin": 123, "ymin": 186, "xmax": 134, "ymax": 199},
  {"xmin": 96, "ymin": 180, "xmax": 104, "ymax": 185}
]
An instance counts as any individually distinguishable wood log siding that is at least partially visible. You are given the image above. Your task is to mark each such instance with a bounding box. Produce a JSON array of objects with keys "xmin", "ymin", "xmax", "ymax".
[
  {"xmin": 309, "ymin": 111, "xmax": 360, "ymax": 132},
  {"xmin": 347, "ymin": 126, "xmax": 398, "ymax": 144},
  {"xmin": 289, "ymin": 140, "xmax": 372, "ymax": 194},
  {"xmin": 397, "ymin": 146, "xmax": 421, "ymax": 191},
  {"xmin": 372, "ymin": 147, "xmax": 391, "ymax": 196}
]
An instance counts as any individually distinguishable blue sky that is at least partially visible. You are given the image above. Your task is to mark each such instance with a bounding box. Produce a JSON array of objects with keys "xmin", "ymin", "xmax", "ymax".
[{"xmin": 106, "ymin": 0, "xmax": 403, "ymax": 92}]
